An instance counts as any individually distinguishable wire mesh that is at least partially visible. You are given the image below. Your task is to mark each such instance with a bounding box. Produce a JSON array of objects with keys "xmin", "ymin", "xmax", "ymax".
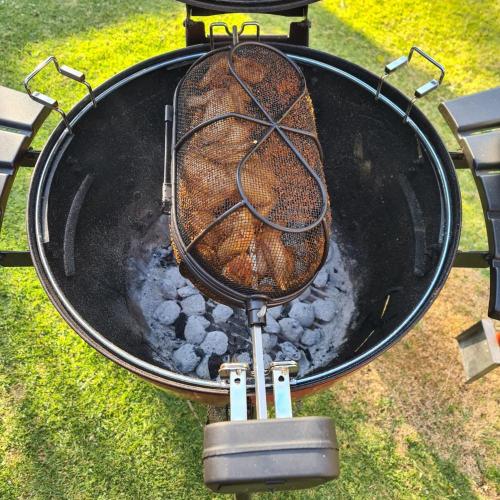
[{"xmin": 172, "ymin": 41, "xmax": 331, "ymax": 302}]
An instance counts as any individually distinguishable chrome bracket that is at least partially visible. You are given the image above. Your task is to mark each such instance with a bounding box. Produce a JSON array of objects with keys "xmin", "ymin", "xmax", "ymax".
[
  {"xmin": 209, "ymin": 21, "xmax": 260, "ymax": 50},
  {"xmin": 269, "ymin": 361, "xmax": 298, "ymax": 419},
  {"xmin": 23, "ymin": 56, "xmax": 96, "ymax": 133},
  {"xmin": 375, "ymin": 46, "xmax": 445, "ymax": 122},
  {"xmin": 219, "ymin": 362, "xmax": 249, "ymax": 421}
]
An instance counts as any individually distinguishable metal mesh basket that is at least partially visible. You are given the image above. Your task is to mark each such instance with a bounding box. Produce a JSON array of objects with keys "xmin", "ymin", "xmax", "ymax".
[{"xmin": 170, "ymin": 41, "xmax": 331, "ymax": 307}]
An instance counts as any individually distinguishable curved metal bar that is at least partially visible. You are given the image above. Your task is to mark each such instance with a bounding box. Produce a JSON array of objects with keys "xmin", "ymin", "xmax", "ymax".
[
  {"xmin": 226, "ymin": 41, "xmax": 329, "ymax": 232},
  {"xmin": 235, "ymin": 126, "xmax": 326, "ymax": 233},
  {"xmin": 227, "ymin": 42, "xmax": 306, "ymax": 125},
  {"xmin": 408, "ymin": 46, "xmax": 445, "ymax": 84},
  {"xmin": 374, "ymin": 46, "xmax": 445, "ymax": 121},
  {"xmin": 23, "ymin": 55, "xmax": 97, "ymax": 134},
  {"xmin": 209, "ymin": 22, "xmax": 233, "ymax": 50},
  {"xmin": 175, "ymin": 112, "xmax": 320, "ymax": 150},
  {"xmin": 185, "ymin": 200, "xmax": 245, "ymax": 252},
  {"xmin": 24, "ymin": 55, "xmax": 96, "ymax": 106},
  {"xmin": 175, "ymin": 112, "xmax": 272, "ymax": 149}
]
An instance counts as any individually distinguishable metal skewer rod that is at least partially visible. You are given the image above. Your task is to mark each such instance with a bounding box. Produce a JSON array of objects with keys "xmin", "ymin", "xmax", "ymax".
[
  {"xmin": 250, "ymin": 324, "xmax": 268, "ymax": 419},
  {"xmin": 162, "ymin": 104, "xmax": 173, "ymax": 211}
]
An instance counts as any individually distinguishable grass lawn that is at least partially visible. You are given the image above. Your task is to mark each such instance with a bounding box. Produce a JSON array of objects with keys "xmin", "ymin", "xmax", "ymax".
[{"xmin": 0, "ymin": 0, "xmax": 499, "ymax": 498}]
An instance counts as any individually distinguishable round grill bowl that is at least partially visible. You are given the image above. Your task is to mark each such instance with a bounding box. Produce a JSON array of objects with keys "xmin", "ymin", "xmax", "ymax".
[{"xmin": 28, "ymin": 44, "xmax": 460, "ymax": 403}]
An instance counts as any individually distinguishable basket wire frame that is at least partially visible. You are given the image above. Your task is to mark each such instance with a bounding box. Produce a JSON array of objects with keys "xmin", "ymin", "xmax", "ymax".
[{"xmin": 170, "ymin": 40, "xmax": 331, "ymax": 307}]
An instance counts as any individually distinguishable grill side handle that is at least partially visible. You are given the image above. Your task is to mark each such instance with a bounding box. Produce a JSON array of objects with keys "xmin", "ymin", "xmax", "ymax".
[
  {"xmin": 0, "ymin": 85, "xmax": 51, "ymax": 267},
  {"xmin": 441, "ymin": 87, "xmax": 500, "ymax": 319}
]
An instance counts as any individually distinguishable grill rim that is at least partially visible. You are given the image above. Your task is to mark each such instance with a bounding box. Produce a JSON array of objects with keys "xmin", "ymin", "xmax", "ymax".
[{"xmin": 26, "ymin": 44, "xmax": 460, "ymax": 395}]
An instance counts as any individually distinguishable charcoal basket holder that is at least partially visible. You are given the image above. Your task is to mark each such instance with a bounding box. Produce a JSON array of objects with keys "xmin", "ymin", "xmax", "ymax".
[{"xmin": 169, "ymin": 40, "xmax": 330, "ymax": 308}]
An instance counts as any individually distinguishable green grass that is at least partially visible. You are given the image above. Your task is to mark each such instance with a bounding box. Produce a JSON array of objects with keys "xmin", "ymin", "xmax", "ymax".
[{"xmin": 0, "ymin": 0, "xmax": 499, "ymax": 498}]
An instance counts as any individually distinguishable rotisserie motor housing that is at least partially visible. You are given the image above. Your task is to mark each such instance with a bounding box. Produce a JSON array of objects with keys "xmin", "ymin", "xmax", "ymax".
[{"xmin": 171, "ymin": 42, "xmax": 331, "ymax": 307}]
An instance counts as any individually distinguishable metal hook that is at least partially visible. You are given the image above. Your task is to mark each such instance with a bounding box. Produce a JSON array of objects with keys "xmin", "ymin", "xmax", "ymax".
[
  {"xmin": 238, "ymin": 21, "xmax": 261, "ymax": 41},
  {"xmin": 209, "ymin": 21, "xmax": 261, "ymax": 49},
  {"xmin": 232, "ymin": 25, "xmax": 239, "ymax": 46},
  {"xmin": 209, "ymin": 22, "xmax": 232, "ymax": 50}
]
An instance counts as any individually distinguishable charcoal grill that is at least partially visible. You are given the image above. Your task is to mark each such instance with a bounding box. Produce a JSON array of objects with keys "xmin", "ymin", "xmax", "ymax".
[{"xmin": 1, "ymin": 0, "xmax": 499, "ymax": 496}]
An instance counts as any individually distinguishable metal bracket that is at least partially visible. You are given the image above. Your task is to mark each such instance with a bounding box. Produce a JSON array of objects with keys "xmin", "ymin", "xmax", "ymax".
[
  {"xmin": 269, "ymin": 361, "xmax": 298, "ymax": 419},
  {"xmin": 219, "ymin": 362, "xmax": 249, "ymax": 421},
  {"xmin": 453, "ymin": 250, "xmax": 490, "ymax": 268},
  {"xmin": 209, "ymin": 22, "xmax": 260, "ymax": 50},
  {"xmin": 23, "ymin": 56, "xmax": 96, "ymax": 133},
  {"xmin": 375, "ymin": 46, "xmax": 445, "ymax": 122},
  {"xmin": 449, "ymin": 151, "xmax": 469, "ymax": 169},
  {"xmin": 162, "ymin": 104, "xmax": 174, "ymax": 212},
  {"xmin": 185, "ymin": 5, "xmax": 309, "ymax": 47},
  {"xmin": 456, "ymin": 319, "xmax": 500, "ymax": 383},
  {"xmin": 0, "ymin": 251, "xmax": 33, "ymax": 267}
]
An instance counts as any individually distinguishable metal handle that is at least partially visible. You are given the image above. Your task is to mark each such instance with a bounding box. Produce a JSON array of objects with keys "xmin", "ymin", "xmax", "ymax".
[
  {"xmin": 238, "ymin": 22, "xmax": 260, "ymax": 40},
  {"xmin": 23, "ymin": 56, "xmax": 96, "ymax": 133},
  {"xmin": 209, "ymin": 21, "xmax": 261, "ymax": 49},
  {"xmin": 375, "ymin": 46, "xmax": 445, "ymax": 122}
]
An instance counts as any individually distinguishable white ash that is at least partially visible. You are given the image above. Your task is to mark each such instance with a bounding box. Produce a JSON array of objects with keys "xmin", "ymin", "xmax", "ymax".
[
  {"xmin": 278, "ymin": 342, "xmax": 301, "ymax": 361},
  {"xmin": 196, "ymin": 355, "xmax": 211, "ymax": 379},
  {"xmin": 264, "ymin": 314, "xmax": 280, "ymax": 334},
  {"xmin": 289, "ymin": 301, "xmax": 315, "ymax": 328},
  {"xmin": 212, "ymin": 304, "xmax": 234, "ymax": 324},
  {"xmin": 263, "ymin": 353, "xmax": 273, "ymax": 368},
  {"xmin": 236, "ymin": 352, "xmax": 252, "ymax": 365},
  {"xmin": 184, "ymin": 316, "xmax": 207, "ymax": 345},
  {"xmin": 181, "ymin": 294, "xmax": 206, "ymax": 316},
  {"xmin": 301, "ymin": 328, "xmax": 321, "ymax": 347},
  {"xmin": 160, "ymin": 280, "xmax": 177, "ymax": 300},
  {"xmin": 178, "ymin": 285, "xmax": 198, "ymax": 298},
  {"xmin": 313, "ymin": 299, "xmax": 336, "ymax": 323},
  {"xmin": 268, "ymin": 305, "xmax": 283, "ymax": 319},
  {"xmin": 313, "ymin": 268, "xmax": 329, "ymax": 288},
  {"xmin": 153, "ymin": 300, "xmax": 180, "ymax": 326},
  {"xmin": 165, "ymin": 267, "xmax": 186, "ymax": 289},
  {"xmin": 173, "ymin": 344, "xmax": 201, "ymax": 373},
  {"xmin": 200, "ymin": 331, "xmax": 229, "ymax": 356},
  {"xmin": 278, "ymin": 317, "xmax": 304, "ymax": 342},
  {"xmin": 126, "ymin": 216, "xmax": 357, "ymax": 380},
  {"xmin": 262, "ymin": 333, "xmax": 278, "ymax": 352}
]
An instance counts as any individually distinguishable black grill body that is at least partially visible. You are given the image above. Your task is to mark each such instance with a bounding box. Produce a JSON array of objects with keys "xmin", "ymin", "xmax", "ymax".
[{"xmin": 16, "ymin": 44, "xmax": 460, "ymax": 401}]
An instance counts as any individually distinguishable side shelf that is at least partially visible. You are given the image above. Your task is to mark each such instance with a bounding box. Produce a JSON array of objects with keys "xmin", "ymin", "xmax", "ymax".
[
  {"xmin": 440, "ymin": 86, "xmax": 500, "ymax": 319},
  {"xmin": 0, "ymin": 85, "xmax": 49, "ymax": 267}
]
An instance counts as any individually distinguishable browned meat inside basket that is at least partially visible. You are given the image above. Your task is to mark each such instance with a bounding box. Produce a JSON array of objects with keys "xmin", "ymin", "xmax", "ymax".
[{"xmin": 173, "ymin": 42, "xmax": 331, "ymax": 300}]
